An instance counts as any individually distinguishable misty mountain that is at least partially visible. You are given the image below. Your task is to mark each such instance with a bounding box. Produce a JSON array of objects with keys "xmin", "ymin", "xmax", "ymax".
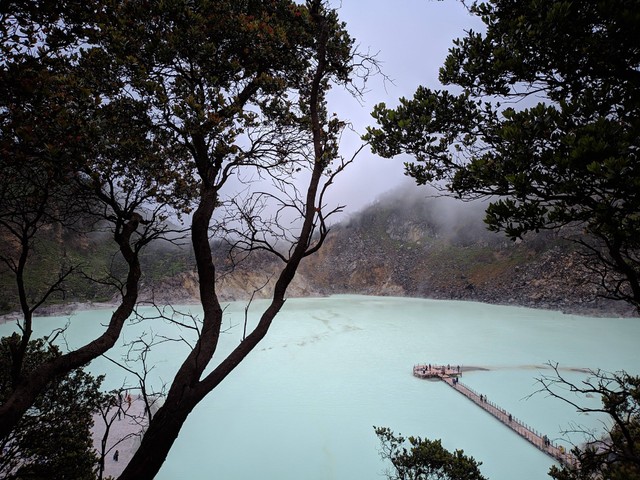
[
  {"xmin": 1, "ymin": 187, "xmax": 634, "ymax": 317},
  {"xmin": 298, "ymin": 188, "xmax": 632, "ymax": 316}
]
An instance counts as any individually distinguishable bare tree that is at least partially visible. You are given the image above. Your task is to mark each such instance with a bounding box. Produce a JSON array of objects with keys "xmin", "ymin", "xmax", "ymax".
[
  {"xmin": 534, "ymin": 363, "xmax": 640, "ymax": 479},
  {"xmin": 0, "ymin": 92, "xmax": 188, "ymax": 438}
]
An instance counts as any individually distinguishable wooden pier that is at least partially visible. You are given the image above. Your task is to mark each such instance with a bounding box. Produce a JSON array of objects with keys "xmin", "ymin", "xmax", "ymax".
[{"xmin": 413, "ymin": 364, "xmax": 578, "ymax": 468}]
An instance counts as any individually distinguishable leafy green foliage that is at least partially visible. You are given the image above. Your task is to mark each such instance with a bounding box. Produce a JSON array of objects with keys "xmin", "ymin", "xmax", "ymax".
[
  {"xmin": 375, "ymin": 426, "xmax": 487, "ymax": 480},
  {"xmin": 0, "ymin": 337, "xmax": 105, "ymax": 479},
  {"xmin": 365, "ymin": 0, "xmax": 640, "ymax": 310}
]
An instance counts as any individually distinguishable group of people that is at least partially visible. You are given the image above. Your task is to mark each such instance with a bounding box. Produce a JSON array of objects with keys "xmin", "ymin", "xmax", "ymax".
[{"xmin": 420, "ymin": 363, "xmax": 462, "ymax": 374}]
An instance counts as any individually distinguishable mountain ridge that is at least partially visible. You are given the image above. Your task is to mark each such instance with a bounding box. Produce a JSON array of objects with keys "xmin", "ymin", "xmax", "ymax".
[{"xmin": 2, "ymin": 191, "xmax": 636, "ymax": 318}]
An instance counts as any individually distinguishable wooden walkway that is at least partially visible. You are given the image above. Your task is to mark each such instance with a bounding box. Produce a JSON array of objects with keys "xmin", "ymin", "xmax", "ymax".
[{"xmin": 413, "ymin": 364, "xmax": 579, "ymax": 468}]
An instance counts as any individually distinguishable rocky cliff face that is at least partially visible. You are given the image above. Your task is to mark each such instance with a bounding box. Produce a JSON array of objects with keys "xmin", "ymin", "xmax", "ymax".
[
  {"xmin": 297, "ymin": 214, "xmax": 626, "ymax": 316},
  {"xmin": 300, "ymin": 230, "xmax": 616, "ymax": 315}
]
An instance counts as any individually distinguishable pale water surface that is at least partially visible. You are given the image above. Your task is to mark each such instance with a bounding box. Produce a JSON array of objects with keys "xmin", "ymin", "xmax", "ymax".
[{"xmin": 2, "ymin": 295, "xmax": 639, "ymax": 480}]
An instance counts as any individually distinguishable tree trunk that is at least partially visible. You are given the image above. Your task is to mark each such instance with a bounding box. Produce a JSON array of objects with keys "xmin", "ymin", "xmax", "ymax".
[{"xmin": 117, "ymin": 393, "xmax": 197, "ymax": 479}]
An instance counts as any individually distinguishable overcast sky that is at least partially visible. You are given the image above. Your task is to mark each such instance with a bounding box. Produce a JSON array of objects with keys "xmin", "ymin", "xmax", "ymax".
[{"xmin": 324, "ymin": 0, "xmax": 485, "ymax": 217}]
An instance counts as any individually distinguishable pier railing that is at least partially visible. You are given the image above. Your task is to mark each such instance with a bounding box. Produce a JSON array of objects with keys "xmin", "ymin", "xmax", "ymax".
[{"xmin": 412, "ymin": 364, "xmax": 578, "ymax": 468}]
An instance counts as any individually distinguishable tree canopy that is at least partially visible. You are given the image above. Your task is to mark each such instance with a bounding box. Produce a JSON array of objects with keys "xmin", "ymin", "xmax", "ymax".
[
  {"xmin": 365, "ymin": 0, "xmax": 640, "ymax": 311},
  {"xmin": 375, "ymin": 426, "xmax": 487, "ymax": 480},
  {"xmin": 0, "ymin": 337, "xmax": 105, "ymax": 479}
]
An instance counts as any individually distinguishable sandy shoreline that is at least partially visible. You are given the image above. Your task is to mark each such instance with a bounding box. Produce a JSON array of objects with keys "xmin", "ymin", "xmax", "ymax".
[{"xmin": 91, "ymin": 396, "xmax": 154, "ymax": 478}]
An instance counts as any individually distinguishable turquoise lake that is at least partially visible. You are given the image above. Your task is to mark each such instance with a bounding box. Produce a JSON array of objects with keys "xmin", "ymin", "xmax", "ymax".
[{"xmin": 2, "ymin": 295, "xmax": 638, "ymax": 479}]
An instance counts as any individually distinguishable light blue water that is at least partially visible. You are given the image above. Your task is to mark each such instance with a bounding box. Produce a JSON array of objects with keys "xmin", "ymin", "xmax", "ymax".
[{"xmin": 2, "ymin": 295, "xmax": 638, "ymax": 480}]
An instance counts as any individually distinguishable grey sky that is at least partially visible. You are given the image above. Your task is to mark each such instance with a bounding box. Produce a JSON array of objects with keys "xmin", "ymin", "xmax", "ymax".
[{"xmin": 326, "ymin": 1, "xmax": 484, "ymax": 217}]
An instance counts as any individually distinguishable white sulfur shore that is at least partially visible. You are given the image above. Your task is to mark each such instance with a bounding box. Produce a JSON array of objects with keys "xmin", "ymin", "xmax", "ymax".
[{"xmin": 91, "ymin": 396, "xmax": 157, "ymax": 478}]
